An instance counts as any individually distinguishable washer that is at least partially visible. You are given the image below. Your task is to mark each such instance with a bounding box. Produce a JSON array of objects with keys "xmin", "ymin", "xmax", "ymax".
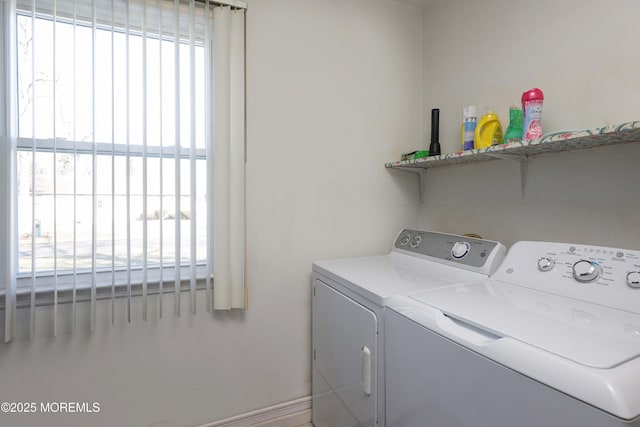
[
  {"xmin": 386, "ymin": 241, "xmax": 640, "ymax": 427},
  {"xmin": 311, "ymin": 229, "xmax": 506, "ymax": 427}
]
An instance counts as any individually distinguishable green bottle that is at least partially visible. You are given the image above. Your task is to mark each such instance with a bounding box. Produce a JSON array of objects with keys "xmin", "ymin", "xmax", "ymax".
[{"xmin": 503, "ymin": 107, "xmax": 524, "ymax": 144}]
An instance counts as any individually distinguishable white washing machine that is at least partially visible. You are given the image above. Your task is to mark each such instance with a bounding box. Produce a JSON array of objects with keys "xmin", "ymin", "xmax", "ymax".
[
  {"xmin": 386, "ymin": 240, "xmax": 640, "ymax": 427},
  {"xmin": 311, "ymin": 229, "xmax": 506, "ymax": 427}
]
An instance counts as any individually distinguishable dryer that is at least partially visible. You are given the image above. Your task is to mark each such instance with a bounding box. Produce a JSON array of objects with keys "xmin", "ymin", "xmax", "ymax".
[
  {"xmin": 311, "ymin": 229, "xmax": 506, "ymax": 427},
  {"xmin": 386, "ymin": 241, "xmax": 640, "ymax": 427}
]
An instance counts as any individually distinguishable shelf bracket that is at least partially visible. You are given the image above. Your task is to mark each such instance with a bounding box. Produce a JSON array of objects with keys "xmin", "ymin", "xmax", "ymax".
[
  {"xmin": 485, "ymin": 153, "xmax": 528, "ymax": 200},
  {"xmin": 418, "ymin": 168, "xmax": 426, "ymax": 205},
  {"xmin": 395, "ymin": 167, "xmax": 427, "ymax": 204}
]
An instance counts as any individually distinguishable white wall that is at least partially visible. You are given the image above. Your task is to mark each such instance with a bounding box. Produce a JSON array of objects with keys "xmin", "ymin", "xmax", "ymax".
[
  {"xmin": 419, "ymin": 0, "xmax": 640, "ymax": 248},
  {"xmin": 245, "ymin": 0, "xmax": 422, "ymax": 409},
  {"xmin": 0, "ymin": 1, "xmax": 422, "ymax": 426}
]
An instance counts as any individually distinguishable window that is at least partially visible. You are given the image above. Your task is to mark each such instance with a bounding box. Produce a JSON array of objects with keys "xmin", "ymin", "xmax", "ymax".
[
  {"xmin": 16, "ymin": 11, "xmax": 208, "ymax": 279},
  {"xmin": 2, "ymin": 0, "xmax": 247, "ymax": 341}
]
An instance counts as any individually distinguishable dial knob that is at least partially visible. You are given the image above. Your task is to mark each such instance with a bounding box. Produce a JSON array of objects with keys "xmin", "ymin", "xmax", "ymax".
[
  {"xmin": 451, "ymin": 241, "xmax": 470, "ymax": 259},
  {"xmin": 409, "ymin": 235, "xmax": 422, "ymax": 248},
  {"xmin": 627, "ymin": 271, "xmax": 640, "ymax": 289},
  {"xmin": 572, "ymin": 260, "xmax": 600, "ymax": 283},
  {"xmin": 537, "ymin": 257, "xmax": 555, "ymax": 272},
  {"xmin": 399, "ymin": 234, "xmax": 411, "ymax": 246}
]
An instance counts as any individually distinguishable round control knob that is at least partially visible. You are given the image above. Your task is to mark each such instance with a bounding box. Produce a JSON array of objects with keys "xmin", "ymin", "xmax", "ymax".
[
  {"xmin": 537, "ymin": 257, "xmax": 555, "ymax": 272},
  {"xmin": 627, "ymin": 271, "xmax": 640, "ymax": 289},
  {"xmin": 451, "ymin": 241, "xmax": 470, "ymax": 259},
  {"xmin": 399, "ymin": 234, "xmax": 411, "ymax": 246},
  {"xmin": 409, "ymin": 235, "xmax": 422, "ymax": 248},
  {"xmin": 572, "ymin": 260, "xmax": 600, "ymax": 283}
]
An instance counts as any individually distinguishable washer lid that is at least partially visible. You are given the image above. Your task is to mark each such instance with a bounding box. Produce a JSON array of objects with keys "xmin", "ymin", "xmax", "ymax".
[{"xmin": 407, "ymin": 280, "xmax": 640, "ymax": 369}]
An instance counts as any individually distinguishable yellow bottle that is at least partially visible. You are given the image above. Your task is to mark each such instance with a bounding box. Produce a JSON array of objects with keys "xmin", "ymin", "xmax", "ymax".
[{"xmin": 474, "ymin": 111, "xmax": 503, "ymax": 149}]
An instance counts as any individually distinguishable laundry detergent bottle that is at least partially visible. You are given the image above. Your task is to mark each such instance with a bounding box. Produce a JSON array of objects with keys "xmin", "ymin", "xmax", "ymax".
[
  {"xmin": 503, "ymin": 106, "xmax": 524, "ymax": 144},
  {"xmin": 474, "ymin": 111, "xmax": 503, "ymax": 149},
  {"xmin": 522, "ymin": 88, "xmax": 544, "ymax": 140}
]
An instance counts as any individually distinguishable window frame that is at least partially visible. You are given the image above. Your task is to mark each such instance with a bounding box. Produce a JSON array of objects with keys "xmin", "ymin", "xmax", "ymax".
[{"xmin": 8, "ymin": 4, "xmax": 212, "ymax": 296}]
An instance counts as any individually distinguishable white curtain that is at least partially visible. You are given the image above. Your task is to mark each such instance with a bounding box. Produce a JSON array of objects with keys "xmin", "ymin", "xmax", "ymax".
[
  {"xmin": 2, "ymin": 0, "xmax": 19, "ymax": 341},
  {"xmin": 1, "ymin": 137, "xmax": 18, "ymax": 342},
  {"xmin": 212, "ymin": 5, "xmax": 245, "ymax": 310}
]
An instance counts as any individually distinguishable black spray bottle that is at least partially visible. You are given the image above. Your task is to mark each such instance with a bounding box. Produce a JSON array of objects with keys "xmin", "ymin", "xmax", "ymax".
[{"xmin": 429, "ymin": 108, "xmax": 441, "ymax": 156}]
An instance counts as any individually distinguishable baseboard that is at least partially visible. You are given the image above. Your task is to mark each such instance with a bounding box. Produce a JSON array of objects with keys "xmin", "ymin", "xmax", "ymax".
[{"xmin": 199, "ymin": 396, "xmax": 312, "ymax": 427}]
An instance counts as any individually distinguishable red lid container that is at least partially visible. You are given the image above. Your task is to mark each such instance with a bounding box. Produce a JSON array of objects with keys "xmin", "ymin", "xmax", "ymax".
[{"xmin": 522, "ymin": 88, "xmax": 544, "ymax": 103}]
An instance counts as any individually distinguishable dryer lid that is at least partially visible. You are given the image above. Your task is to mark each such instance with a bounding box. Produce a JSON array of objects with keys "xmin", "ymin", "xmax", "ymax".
[
  {"xmin": 313, "ymin": 252, "xmax": 488, "ymax": 306},
  {"xmin": 407, "ymin": 280, "xmax": 640, "ymax": 369}
]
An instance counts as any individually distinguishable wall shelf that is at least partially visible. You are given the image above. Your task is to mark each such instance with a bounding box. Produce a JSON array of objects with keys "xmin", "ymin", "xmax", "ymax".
[{"xmin": 385, "ymin": 121, "xmax": 640, "ymax": 201}]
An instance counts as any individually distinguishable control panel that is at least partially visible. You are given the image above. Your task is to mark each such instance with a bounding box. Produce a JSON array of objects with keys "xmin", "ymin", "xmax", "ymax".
[
  {"xmin": 494, "ymin": 241, "xmax": 640, "ymax": 315},
  {"xmin": 393, "ymin": 229, "xmax": 506, "ymax": 274}
]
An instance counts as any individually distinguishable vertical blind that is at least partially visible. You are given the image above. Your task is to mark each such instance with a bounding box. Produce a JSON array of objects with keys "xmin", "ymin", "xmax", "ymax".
[{"xmin": 1, "ymin": 0, "xmax": 246, "ymax": 342}]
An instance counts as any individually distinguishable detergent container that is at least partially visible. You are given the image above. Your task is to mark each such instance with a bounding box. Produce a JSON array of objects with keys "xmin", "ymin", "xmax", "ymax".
[
  {"xmin": 522, "ymin": 88, "xmax": 544, "ymax": 140},
  {"xmin": 502, "ymin": 106, "xmax": 523, "ymax": 144},
  {"xmin": 474, "ymin": 111, "xmax": 503, "ymax": 149}
]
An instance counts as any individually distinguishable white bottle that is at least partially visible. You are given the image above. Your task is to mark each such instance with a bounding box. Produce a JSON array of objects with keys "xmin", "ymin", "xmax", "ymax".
[{"xmin": 462, "ymin": 105, "xmax": 476, "ymax": 151}]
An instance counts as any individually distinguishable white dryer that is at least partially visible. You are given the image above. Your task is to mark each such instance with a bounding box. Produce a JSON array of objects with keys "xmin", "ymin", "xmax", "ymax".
[
  {"xmin": 386, "ymin": 241, "xmax": 640, "ymax": 427},
  {"xmin": 312, "ymin": 229, "xmax": 506, "ymax": 427}
]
